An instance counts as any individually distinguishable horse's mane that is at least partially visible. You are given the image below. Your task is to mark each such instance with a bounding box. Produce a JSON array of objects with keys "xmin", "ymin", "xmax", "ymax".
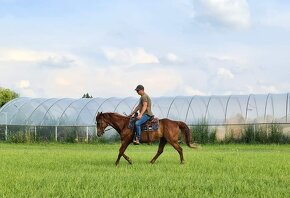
[{"xmin": 102, "ymin": 112, "xmax": 129, "ymax": 120}]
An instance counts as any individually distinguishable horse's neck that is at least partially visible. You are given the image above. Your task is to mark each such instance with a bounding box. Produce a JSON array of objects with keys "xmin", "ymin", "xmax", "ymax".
[{"xmin": 106, "ymin": 114, "xmax": 128, "ymax": 133}]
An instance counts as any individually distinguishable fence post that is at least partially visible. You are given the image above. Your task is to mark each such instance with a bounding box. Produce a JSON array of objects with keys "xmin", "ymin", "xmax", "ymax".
[
  {"xmin": 254, "ymin": 124, "xmax": 256, "ymax": 141},
  {"xmin": 55, "ymin": 126, "xmax": 58, "ymax": 142},
  {"xmin": 5, "ymin": 125, "xmax": 7, "ymax": 141},
  {"xmin": 34, "ymin": 126, "xmax": 37, "ymax": 141},
  {"xmin": 1, "ymin": 112, "xmax": 8, "ymax": 141},
  {"xmin": 86, "ymin": 126, "xmax": 89, "ymax": 143}
]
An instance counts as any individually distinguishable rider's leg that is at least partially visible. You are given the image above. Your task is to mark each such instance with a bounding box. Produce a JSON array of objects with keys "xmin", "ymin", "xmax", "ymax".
[{"xmin": 135, "ymin": 114, "xmax": 150, "ymax": 142}]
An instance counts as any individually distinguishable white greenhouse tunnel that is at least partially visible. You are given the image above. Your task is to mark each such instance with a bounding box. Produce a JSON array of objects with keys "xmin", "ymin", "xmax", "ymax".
[
  {"xmin": 1, "ymin": 93, "xmax": 290, "ymax": 141},
  {"xmin": 1, "ymin": 93, "xmax": 290, "ymax": 126}
]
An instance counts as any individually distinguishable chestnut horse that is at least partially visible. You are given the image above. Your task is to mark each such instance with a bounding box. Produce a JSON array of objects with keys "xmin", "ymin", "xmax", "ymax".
[{"xmin": 96, "ymin": 112, "xmax": 197, "ymax": 165}]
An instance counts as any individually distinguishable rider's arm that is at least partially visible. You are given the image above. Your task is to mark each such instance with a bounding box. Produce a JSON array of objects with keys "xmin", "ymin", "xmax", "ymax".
[
  {"xmin": 139, "ymin": 101, "xmax": 148, "ymax": 117},
  {"xmin": 130, "ymin": 104, "xmax": 141, "ymax": 116}
]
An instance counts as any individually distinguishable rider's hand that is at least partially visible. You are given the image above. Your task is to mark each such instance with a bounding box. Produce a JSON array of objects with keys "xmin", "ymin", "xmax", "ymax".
[{"xmin": 137, "ymin": 114, "xmax": 142, "ymax": 119}]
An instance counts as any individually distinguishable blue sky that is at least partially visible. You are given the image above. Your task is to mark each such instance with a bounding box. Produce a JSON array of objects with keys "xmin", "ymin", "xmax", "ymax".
[{"xmin": 1, "ymin": 0, "xmax": 290, "ymax": 98}]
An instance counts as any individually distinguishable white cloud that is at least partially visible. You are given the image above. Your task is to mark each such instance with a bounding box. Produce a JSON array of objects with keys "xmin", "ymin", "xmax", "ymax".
[
  {"xmin": 166, "ymin": 53, "xmax": 182, "ymax": 63},
  {"xmin": 18, "ymin": 88, "xmax": 37, "ymax": 97},
  {"xmin": 15, "ymin": 80, "xmax": 30, "ymax": 89},
  {"xmin": 0, "ymin": 49, "xmax": 46, "ymax": 62},
  {"xmin": 55, "ymin": 78, "xmax": 71, "ymax": 87},
  {"xmin": 39, "ymin": 56, "xmax": 75, "ymax": 69},
  {"xmin": 247, "ymin": 84, "xmax": 278, "ymax": 94},
  {"xmin": 217, "ymin": 68, "xmax": 234, "ymax": 80},
  {"xmin": 0, "ymin": 49, "xmax": 77, "ymax": 68},
  {"xmin": 14, "ymin": 80, "xmax": 37, "ymax": 97},
  {"xmin": 260, "ymin": 85, "xmax": 278, "ymax": 93},
  {"xmin": 256, "ymin": 80, "xmax": 278, "ymax": 93},
  {"xmin": 194, "ymin": 0, "xmax": 251, "ymax": 29},
  {"xmin": 20, "ymin": 63, "xmax": 183, "ymax": 98},
  {"xmin": 140, "ymin": 69, "xmax": 183, "ymax": 96},
  {"xmin": 209, "ymin": 55, "xmax": 236, "ymax": 63},
  {"xmin": 184, "ymin": 86, "xmax": 206, "ymax": 96},
  {"xmin": 103, "ymin": 48, "xmax": 159, "ymax": 65},
  {"xmin": 83, "ymin": 67, "xmax": 183, "ymax": 97}
]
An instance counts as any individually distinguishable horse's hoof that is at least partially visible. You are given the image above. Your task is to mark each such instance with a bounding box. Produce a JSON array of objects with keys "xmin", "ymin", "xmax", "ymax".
[{"xmin": 180, "ymin": 161, "xmax": 185, "ymax": 165}]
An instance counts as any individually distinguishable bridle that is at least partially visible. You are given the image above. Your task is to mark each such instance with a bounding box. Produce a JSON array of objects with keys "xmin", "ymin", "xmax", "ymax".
[{"xmin": 96, "ymin": 117, "xmax": 110, "ymax": 135}]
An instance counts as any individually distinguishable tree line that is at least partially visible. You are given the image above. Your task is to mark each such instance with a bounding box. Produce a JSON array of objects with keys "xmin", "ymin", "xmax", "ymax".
[{"xmin": 0, "ymin": 87, "xmax": 94, "ymax": 108}]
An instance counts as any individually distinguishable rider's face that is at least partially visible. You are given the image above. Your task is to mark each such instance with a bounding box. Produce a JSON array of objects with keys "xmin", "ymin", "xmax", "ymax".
[{"xmin": 136, "ymin": 89, "xmax": 144, "ymax": 95}]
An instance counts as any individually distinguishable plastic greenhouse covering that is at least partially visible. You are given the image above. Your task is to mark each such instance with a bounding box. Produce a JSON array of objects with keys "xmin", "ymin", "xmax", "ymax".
[{"xmin": 1, "ymin": 93, "xmax": 290, "ymax": 127}]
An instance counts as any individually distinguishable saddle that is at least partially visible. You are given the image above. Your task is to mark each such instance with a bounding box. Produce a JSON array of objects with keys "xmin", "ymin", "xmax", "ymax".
[
  {"xmin": 128, "ymin": 114, "xmax": 159, "ymax": 144},
  {"xmin": 141, "ymin": 117, "xmax": 159, "ymax": 131}
]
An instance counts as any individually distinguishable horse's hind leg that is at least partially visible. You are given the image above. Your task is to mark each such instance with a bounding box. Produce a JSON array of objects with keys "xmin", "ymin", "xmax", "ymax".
[
  {"xmin": 169, "ymin": 141, "xmax": 184, "ymax": 164},
  {"xmin": 150, "ymin": 138, "xmax": 167, "ymax": 164}
]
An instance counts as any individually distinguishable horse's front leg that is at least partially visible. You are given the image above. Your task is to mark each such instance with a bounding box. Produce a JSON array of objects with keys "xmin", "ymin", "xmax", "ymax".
[
  {"xmin": 115, "ymin": 140, "xmax": 130, "ymax": 166},
  {"xmin": 122, "ymin": 153, "xmax": 132, "ymax": 164}
]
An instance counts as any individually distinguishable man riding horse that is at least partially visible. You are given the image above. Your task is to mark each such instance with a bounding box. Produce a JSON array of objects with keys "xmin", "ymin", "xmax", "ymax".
[
  {"xmin": 129, "ymin": 85, "xmax": 153, "ymax": 145},
  {"xmin": 96, "ymin": 85, "xmax": 198, "ymax": 165}
]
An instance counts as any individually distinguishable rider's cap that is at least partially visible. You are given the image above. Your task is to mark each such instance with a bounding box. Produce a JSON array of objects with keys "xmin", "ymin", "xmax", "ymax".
[{"xmin": 135, "ymin": 85, "xmax": 144, "ymax": 91}]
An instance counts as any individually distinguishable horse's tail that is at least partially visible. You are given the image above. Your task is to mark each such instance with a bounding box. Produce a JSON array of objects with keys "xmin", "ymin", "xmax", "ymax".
[{"xmin": 177, "ymin": 121, "xmax": 198, "ymax": 149}]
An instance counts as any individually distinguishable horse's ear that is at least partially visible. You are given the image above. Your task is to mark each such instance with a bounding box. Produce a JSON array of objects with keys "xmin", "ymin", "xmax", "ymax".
[{"xmin": 96, "ymin": 112, "xmax": 102, "ymax": 120}]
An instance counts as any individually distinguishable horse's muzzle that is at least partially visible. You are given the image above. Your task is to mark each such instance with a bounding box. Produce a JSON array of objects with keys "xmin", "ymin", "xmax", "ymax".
[
  {"xmin": 96, "ymin": 128, "xmax": 103, "ymax": 137},
  {"xmin": 96, "ymin": 127, "xmax": 103, "ymax": 137},
  {"xmin": 96, "ymin": 128, "xmax": 109, "ymax": 137},
  {"xmin": 97, "ymin": 132, "xmax": 103, "ymax": 137}
]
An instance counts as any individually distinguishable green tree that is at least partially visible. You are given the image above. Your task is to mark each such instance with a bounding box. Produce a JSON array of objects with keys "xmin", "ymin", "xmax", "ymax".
[
  {"xmin": 82, "ymin": 93, "xmax": 93, "ymax": 98},
  {"xmin": 0, "ymin": 88, "xmax": 19, "ymax": 107}
]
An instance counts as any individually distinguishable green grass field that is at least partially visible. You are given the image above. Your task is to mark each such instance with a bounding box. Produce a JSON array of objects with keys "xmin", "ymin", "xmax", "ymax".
[{"xmin": 0, "ymin": 143, "xmax": 289, "ymax": 198}]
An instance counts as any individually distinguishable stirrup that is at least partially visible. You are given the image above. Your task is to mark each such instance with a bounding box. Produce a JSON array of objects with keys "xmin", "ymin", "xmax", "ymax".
[{"xmin": 133, "ymin": 139, "xmax": 140, "ymax": 145}]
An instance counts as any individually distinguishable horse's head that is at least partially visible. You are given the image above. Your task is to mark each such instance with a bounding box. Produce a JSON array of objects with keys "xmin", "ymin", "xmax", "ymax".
[{"xmin": 96, "ymin": 112, "xmax": 109, "ymax": 137}]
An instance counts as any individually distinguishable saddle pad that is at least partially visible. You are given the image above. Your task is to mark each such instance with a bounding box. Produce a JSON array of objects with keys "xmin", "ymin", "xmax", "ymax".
[
  {"xmin": 141, "ymin": 118, "xmax": 159, "ymax": 132},
  {"xmin": 128, "ymin": 117, "xmax": 136, "ymax": 129}
]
